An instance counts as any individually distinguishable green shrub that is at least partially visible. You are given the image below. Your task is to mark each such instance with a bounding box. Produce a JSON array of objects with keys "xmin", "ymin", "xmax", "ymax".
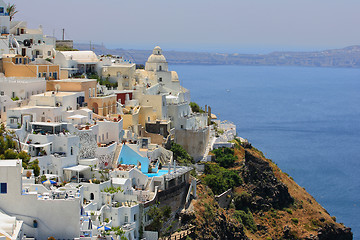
[
  {"xmin": 189, "ymin": 102, "xmax": 204, "ymax": 113},
  {"xmin": 291, "ymin": 218, "xmax": 299, "ymax": 225},
  {"xmin": 211, "ymin": 147, "xmax": 237, "ymax": 168},
  {"xmin": 285, "ymin": 208, "xmax": 293, "ymax": 214},
  {"xmin": 170, "ymin": 142, "xmax": 193, "ymax": 164},
  {"xmin": 203, "ymin": 163, "xmax": 242, "ymax": 195},
  {"xmin": 233, "ymin": 192, "xmax": 252, "ymax": 211},
  {"xmin": 234, "ymin": 210, "xmax": 257, "ymax": 232}
]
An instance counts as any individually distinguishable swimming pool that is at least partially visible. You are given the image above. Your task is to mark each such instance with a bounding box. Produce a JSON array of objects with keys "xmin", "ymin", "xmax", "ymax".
[{"xmin": 145, "ymin": 169, "xmax": 171, "ymax": 177}]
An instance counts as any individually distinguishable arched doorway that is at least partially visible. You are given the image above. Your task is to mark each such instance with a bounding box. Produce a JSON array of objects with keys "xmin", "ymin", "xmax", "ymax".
[
  {"xmin": 92, "ymin": 102, "xmax": 98, "ymax": 114},
  {"xmin": 108, "ymin": 101, "xmax": 112, "ymax": 114},
  {"xmin": 103, "ymin": 103, "xmax": 107, "ymax": 116}
]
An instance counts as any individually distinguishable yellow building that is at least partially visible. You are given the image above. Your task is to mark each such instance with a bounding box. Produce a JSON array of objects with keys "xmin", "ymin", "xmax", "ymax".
[
  {"xmin": 2, "ymin": 55, "xmax": 64, "ymax": 79},
  {"xmin": 46, "ymin": 79, "xmax": 97, "ymax": 105},
  {"xmin": 89, "ymin": 95, "xmax": 117, "ymax": 117}
]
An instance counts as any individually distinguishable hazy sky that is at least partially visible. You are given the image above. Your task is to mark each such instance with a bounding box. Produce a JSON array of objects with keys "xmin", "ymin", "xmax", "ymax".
[{"xmin": 11, "ymin": 0, "xmax": 360, "ymax": 53}]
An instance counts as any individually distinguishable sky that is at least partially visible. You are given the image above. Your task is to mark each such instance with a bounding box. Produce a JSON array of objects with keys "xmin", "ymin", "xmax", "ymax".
[{"xmin": 10, "ymin": 0, "xmax": 360, "ymax": 54}]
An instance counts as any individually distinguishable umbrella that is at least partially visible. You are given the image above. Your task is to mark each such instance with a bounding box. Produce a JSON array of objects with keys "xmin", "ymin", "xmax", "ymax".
[
  {"xmin": 97, "ymin": 225, "xmax": 111, "ymax": 231},
  {"xmin": 42, "ymin": 179, "xmax": 56, "ymax": 184}
]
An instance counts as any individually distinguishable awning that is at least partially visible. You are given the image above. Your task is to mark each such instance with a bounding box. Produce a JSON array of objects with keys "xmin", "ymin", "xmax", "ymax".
[
  {"xmin": 29, "ymin": 142, "xmax": 52, "ymax": 148},
  {"xmin": 63, "ymin": 165, "xmax": 90, "ymax": 172},
  {"xmin": 67, "ymin": 115, "xmax": 87, "ymax": 119}
]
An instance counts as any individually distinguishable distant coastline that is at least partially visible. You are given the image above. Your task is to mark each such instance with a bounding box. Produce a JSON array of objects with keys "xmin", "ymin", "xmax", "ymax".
[{"xmin": 75, "ymin": 43, "xmax": 360, "ymax": 68}]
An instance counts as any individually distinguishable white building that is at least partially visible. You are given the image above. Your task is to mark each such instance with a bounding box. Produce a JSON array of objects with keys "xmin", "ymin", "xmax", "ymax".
[
  {"xmin": 9, "ymin": 20, "xmax": 56, "ymax": 59},
  {"xmin": 0, "ymin": 0, "xmax": 11, "ymax": 56},
  {"xmin": 0, "ymin": 95, "xmax": 16, "ymax": 122},
  {"xmin": 0, "ymin": 160, "xmax": 81, "ymax": 239},
  {"xmin": 54, "ymin": 51, "xmax": 99, "ymax": 76},
  {"xmin": 28, "ymin": 91, "xmax": 85, "ymax": 112},
  {"xmin": 6, "ymin": 105, "xmax": 63, "ymax": 129},
  {"xmin": 0, "ymin": 77, "xmax": 46, "ymax": 101}
]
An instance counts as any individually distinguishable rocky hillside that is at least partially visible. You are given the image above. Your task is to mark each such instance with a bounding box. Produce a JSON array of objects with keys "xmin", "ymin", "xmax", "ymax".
[
  {"xmin": 75, "ymin": 43, "xmax": 360, "ymax": 68},
  {"xmin": 180, "ymin": 142, "xmax": 352, "ymax": 240}
]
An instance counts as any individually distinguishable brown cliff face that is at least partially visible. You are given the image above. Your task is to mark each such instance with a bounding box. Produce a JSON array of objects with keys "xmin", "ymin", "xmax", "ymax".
[
  {"xmin": 241, "ymin": 147, "xmax": 352, "ymax": 240},
  {"xmin": 242, "ymin": 149, "xmax": 294, "ymax": 211},
  {"xmin": 185, "ymin": 143, "xmax": 352, "ymax": 240},
  {"xmin": 188, "ymin": 185, "xmax": 249, "ymax": 240}
]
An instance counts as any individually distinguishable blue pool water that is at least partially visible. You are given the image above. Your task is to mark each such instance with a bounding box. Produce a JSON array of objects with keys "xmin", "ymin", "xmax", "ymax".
[
  {"xmin": 145, "ymin": 169, "xmax": 171, "ymax": 177},
  {"xmin": 172, "ymin": 64, "xmax": 360, "ymax": 238}
]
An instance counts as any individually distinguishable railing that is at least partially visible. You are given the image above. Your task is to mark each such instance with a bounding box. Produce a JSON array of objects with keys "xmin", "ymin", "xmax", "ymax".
[{"xmin": 122, "ymin": 222, "xmax": 135, "ymax": 231}]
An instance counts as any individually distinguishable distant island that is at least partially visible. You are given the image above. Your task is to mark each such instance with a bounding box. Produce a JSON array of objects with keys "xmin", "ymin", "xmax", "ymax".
[{"xmin": 75, "ymin": 43, "xmax": 360, "ymax": 68}]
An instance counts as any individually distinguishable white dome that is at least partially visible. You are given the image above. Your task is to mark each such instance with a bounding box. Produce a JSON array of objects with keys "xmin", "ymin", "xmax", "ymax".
[{"xmin": 147, "ymin": 54, "xmax": 166, "ymax": 63}]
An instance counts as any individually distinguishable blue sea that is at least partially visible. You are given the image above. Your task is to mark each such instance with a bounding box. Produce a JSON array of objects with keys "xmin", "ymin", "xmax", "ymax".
[{"xmin": 171, "ymin": 64, "xmax": 360, "ymax": 239}]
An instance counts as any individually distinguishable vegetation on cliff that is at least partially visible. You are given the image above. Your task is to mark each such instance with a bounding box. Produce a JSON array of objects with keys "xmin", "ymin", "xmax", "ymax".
[{"xmin": 181, "ymin": 140, "xmax": 352, "ymax": 240}]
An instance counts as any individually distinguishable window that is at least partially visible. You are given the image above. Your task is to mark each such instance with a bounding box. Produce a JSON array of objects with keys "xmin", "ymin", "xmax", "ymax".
[
  {"xmin": 124, "ymin": 215, "xmax": 128, "ymax": 223},
  {"xmin": 159, "ymin": 77, "xmax": 162, "ymax": 82},
  {"xmin": 106, "ymin": 132, "xmax": 108, "ymax": 139},
  {"xmin": 38, "ymin": 73, "xmax": 41, "ymax": 78},
  {"xmin": 0, "ymin": 7, "xmax": 4, "ymax": 13},
  {"xmin": 42, "ymin": 72, "xmax": 46, "ymax": 78},
  {"xmin": 71, "ymin": 147, "xmax": 73, "ymax": 155},
  {"xmin": 89, "ymin": 88, "xmax": 91, "ymax": 97},
  {"xmin": 49, "ymin": 72, "xmax": 52, "ymax": 77},
  {"xmin": 48, "ymin": 51, "xmax": 51, "ymax": 56},
  {"xmin": 90, "ymin": 193, "xmax": 94, "ymax": 200},
  {"xmin": 180, "ymin": 125, "xmax": 183, "ymax": 129},
  {"xmin": 19, "ymin": 58, "xmax": 22, "ymax": 64},
  {"xmin": 12, "ymin": 92, "xmax": 15, "ymax": 98},
  {"xmin": 159, "ymin": 66, "xmax": 162, "ymax": 71},
  {"xmin": 53, "ymin": 72, "xmax": 57, "ymax": 79},
  {"xmin": 0, "ymin": 183, "xmax": 7, "ymax": 194},
  {"xmin": 93, "ymin": 88, "xmax": 95, "ymax": 97},
  {"xmin": 15, "ymin": 58, "xmax": 18, "ymax": 64},
  {"xmin": 0, "ymin": 91, "xmax": 3, "ymax": 96},
  {"xmin": 148, "ymin": 117, "xmax": 150, "ymax": 122},
  {"xmin": 134, "ymin": 214, "xmax": 137, "ymax": 221},
  {"xmin": 3, "ymin": 106, "xmax": 5, "ymax": 112}
]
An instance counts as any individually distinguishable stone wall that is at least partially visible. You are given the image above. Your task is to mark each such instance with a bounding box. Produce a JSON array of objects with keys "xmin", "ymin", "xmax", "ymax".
[
  {"xmin": 174, "ymin": 127, "xmax": 210, "ymax": 162},
  {"xmin": 56, "ymin": 40, "xmax": 74, "ymax": 48},
  {"xmin": 74, "ymin": 130, "xmax": 97, "ymax": 159},
  {"xmin": 215, "ymin": 189, "xmax": 233, "ymax": 209}
]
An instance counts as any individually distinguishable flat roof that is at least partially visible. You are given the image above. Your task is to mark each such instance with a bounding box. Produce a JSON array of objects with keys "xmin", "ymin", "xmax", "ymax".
[
  {"xmin": 0, "ymin": 160, "xmax": 20, "ymax": 167},
  {"xmin": 112, "ymin": 178, "xmax": 129, "ymax": 185},
  {"xmin": 49, "ymin": 78, "xmax": 97, "ymax": 83},
  {"xmin": 11, "ymin": 106, "xmax": 59, "ymax": 110},
  {"xmin": 35, "ymin": 91, "xmax": 80, "ymax": 97},
  {"xmin": 63, "ymin": 165, "xmax": 90, "ymax": 172},
  {"xmin": 67, "ymin": 115, "xmax": 87, "ymax": 119},
  {"xmin": 31, "ymin": 122, "xmax": 62, "ymax": 126}
]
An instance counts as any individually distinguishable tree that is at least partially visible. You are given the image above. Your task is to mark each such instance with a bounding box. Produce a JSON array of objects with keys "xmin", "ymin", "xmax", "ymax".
[
  {"xmin": 170, "ymin": 142, "xmax": 193, "ymax": 164},
  {"xmin": 6, "ymin": 3, "xmax": 18, "ymax": 21},
  {"xmin": 29, "ymin": 159, "xmax": 40, "ymax": 177},
  {"xmin": 3, "ymin": 149, "xmax": 18, "ymax": 159},
  {"xmin": 189, "ymin": 102, "xmax": 204, "ymax": 113}
]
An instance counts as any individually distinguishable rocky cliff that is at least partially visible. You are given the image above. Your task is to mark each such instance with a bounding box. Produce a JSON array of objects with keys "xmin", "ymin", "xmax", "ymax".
[{"xmin": 180, "ymin": 142, "xmax": 352, "ymax": 240}]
